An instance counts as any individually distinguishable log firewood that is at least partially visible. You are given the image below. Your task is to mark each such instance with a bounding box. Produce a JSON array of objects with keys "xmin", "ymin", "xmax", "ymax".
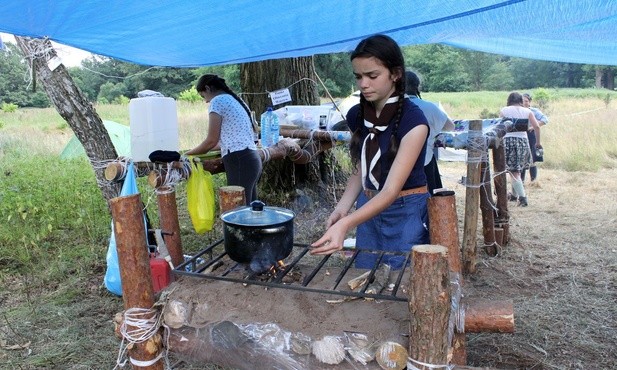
[{"xmin": 408, "ymin": 244, "xmax": 450, "ymax": 369}]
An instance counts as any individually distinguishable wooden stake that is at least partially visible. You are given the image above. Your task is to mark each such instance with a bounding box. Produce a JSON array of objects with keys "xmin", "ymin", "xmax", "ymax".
[
  {"xmin": 479, "ymin": 160, "xmax": 498, "ymax": 257},
  {"xmin": 157, "ymin": 190, "xmax": 184, "ymax": 268},
  {"xmin": 462, "ymin": 120, "xmax": 483, "ymax": 274},
  {"xmin": 219, "ymin": 186, "xmax": 247, "ymax": 212},
  {"xmin": 110, "ymin": 194, "xmax": 163, "ymax": 370},
  {"xmin": 464, "ymin": 299, "xmax": 515, "ymax": 333},
  {"xmin": 408, "ymin": 245, "xmax": 450, "ymax": 369},
  {"xmin": 427, "ymin": 191, "xmax": 466, "ymax": 365},
  {"xmin": 491, "ymin": 145, "xmax": 510, "ymax": 244},
  {"xmin": 428, "ymin": 191, "xmax": 462, "ymax": 273}
]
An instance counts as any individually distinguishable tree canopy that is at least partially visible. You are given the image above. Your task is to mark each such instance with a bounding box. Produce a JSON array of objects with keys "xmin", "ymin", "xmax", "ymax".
[{"xmin": 1, "ymin": 43, "xmax": 614, "ymax": 108}]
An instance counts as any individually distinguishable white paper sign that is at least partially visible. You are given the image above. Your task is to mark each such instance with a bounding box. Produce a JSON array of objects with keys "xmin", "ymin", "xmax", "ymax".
[
  {"xmin": 270, "ymin": 88, "xmax": 292, "ymax": 106},
  {"xmin": 47, "ymin": 56, "xmax": 62, "ymax": 71}
]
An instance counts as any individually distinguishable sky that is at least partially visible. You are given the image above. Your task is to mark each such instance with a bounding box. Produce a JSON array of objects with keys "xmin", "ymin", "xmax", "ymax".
[{"xmin": 1, "ymin": 32, "xmax": 92, "ymax": 67}]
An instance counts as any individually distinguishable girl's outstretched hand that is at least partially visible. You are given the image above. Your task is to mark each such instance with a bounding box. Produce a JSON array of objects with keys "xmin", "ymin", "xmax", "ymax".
[
  {"xmin": 325, "ymin": 209, "xmax": 346, "ymax": 229},
  {"xmin": 310, "ymin": 215, "xmax": 348, "ymax": 255}
]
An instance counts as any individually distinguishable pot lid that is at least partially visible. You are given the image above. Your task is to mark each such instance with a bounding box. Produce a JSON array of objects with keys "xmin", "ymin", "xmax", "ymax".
[{"xmin": 220, "ymin": 200, "xmax": 295, "ymax": 226}]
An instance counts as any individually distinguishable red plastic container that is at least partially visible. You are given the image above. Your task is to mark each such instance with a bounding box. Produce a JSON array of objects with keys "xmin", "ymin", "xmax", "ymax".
[{"xmin": 150, "ymin": 256, "xmax": 172, "ymax": 293}]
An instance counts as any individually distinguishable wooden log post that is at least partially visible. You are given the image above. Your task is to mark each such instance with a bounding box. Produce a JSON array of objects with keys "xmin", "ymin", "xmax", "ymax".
[
  {"xmin": 462, "ymin": 120, "xmax": 483, "ymax": 274},
  {"xmin": 157, "ymin": 189, "xmax": 184, "ymax": 268},
  {"xmin": 428, "ymin": 191, "xmax": 462, "ymax": 273},
  {"xmin": 479, "ymin": 160, "xmax": 499, "ymax": 257},
  {"xmin": 464, "ymin": 299, "xmax": 515, "ymax": 333},
  {"xmin": 110, "ymin": 194, "xmax": 163, "ymax": 370},
  {"xmin": 219, "ymin": 186, "xmax": 247, "ymax": 212},
  {"xmin": 427, "ymin": 191, "xmax": 466, "ymax": 365},
  {"xmin": 280, "ymin": 128, "xmax": 351, "ymax": 142},
  {"xmin": 408, "ymin": 245, "xmax": 451, "ymax": 369},
  {"xmin": 491, "ymin": 144, "xmax": 510, "ymax": 245}
]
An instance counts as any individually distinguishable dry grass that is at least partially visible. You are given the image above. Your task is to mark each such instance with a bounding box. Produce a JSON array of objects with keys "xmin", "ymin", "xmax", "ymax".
[{"xmin": 435, "ymin": 163, "xmax": 617, "ymax": 369}]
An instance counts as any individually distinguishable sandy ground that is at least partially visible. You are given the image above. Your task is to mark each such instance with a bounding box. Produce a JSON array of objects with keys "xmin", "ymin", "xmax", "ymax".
[{"xmin": 165, "ymin": 163, "xmax": 617, "ymax": 369}]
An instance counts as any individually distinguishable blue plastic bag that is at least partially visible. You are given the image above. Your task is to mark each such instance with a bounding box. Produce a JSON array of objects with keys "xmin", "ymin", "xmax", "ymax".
[{"xmin": 104, "ymin": 161, "xmax": 146, "ymax": 296}]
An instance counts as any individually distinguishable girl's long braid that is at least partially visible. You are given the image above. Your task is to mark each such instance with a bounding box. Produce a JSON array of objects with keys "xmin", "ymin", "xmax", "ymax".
[
  {"xmin": 387, "ymin": 90, "xmax": 406, "ymax": 161},
  {"xmin": 349, "ymin": 94, "xmax": 366, "ymax": 172}
]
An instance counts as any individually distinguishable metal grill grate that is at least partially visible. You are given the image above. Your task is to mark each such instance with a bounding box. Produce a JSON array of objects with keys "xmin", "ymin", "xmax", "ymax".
[{"xmin": 174, "ymin": 239, "xmax": 411, "ymax": 302}]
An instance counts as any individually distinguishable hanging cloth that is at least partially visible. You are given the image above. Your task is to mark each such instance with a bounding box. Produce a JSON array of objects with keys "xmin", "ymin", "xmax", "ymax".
[{"xmin": 360, "ymin": 95, "xmax": 399, "ymax": 190}]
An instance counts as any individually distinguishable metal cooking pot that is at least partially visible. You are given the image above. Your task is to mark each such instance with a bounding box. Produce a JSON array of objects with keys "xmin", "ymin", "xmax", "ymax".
[{"xmin": 220, "ymin": 200, "xmax": 295, "ymax": 273}]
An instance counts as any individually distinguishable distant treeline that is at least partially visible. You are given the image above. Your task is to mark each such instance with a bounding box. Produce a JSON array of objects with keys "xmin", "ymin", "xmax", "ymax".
[{"xmin": 1, "ymin": 42, "xmax": 615, "ymax": 108}]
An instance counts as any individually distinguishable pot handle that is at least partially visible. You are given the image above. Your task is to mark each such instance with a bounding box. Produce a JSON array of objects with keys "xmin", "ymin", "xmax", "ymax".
[{"xmin": 258, "ymin": 226, "xmax": 286, "ymax": 234}]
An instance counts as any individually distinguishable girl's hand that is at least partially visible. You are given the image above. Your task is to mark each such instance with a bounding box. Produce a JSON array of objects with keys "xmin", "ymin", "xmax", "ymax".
[
  {"xmin": 326, "ymin": 208, "xmax": 347, "ymax": 228},
  {"xmin": 310, "ymin": 218, "xmax": 348, "ymax": 255}
]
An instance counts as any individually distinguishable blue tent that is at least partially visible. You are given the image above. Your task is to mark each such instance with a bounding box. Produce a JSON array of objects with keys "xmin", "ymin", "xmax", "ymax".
[{"xmin": 1, "ymin": 0, "xmax": 616, "ymax": 66}]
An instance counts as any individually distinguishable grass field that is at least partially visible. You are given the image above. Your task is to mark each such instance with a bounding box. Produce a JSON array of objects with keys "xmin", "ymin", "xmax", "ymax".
[{"xmin": 1, "ymin": 89, "xmax": 616, "ymax": 368}]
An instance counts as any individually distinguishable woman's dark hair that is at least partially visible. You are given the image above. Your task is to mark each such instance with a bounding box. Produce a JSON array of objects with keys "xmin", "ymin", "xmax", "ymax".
[
  {"xmin": 348, "ymin": 34, "xmax": 406, "ymax": 168},
  {"xmin": 196, "ymin": 74, "xmax": 252, "ymax": 121},
  {"xmin": 405, "ymin": 70, "xmax": 421, "ymax": 98},
  {"xmin": 507, "ymin": 92, "xmax": 524, "ymax": 106}
]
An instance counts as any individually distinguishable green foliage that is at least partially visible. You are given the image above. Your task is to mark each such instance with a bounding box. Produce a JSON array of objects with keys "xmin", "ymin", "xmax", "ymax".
[
  {"xmin": 0, "ymin": 43, "xmax": 51, "ymax": 107},
  {"xmin": 0, "ymin": 156, "xmax": 110, "ymax": 273},
  {"xmin": 179, "ymin": 86, "xmax": 202, "ymax": 103},
  {"xmin": 112, "ymin": 95, "xmax": 130, "ymax": 105},
  {"xmin": 314, "ymin": 52, "xmax": 354, "ymax": 97},
  {"xmin": 194, "ymin": 65, "xmax": 241, "ymax": 92},
  {"xmin": 603, "ymin": 93, "xmax": 612, "ymax": 108},
  {"xmin": 405, "ymin": 44, "xmax": 470, "ymax": 92},
  {"xmin": 1, "ymin": 102, "xmax": 18, "ymax": 112},
  {"xmin": 479, "ymin": 108, "xmax": 499, "ymax": 119},
  {"xmin": 97, "ymin": 81, "xmax": 126, "ymax": 103},
  {"xmin": 482, "ymin": 62, "xmax": 515, "ymax": 91},
  {"xmin": 532, "ymin": 88, "xmax": 551, "ymax": 110}
]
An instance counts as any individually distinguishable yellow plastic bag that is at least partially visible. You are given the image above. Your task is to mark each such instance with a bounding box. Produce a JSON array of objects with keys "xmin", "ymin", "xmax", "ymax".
[{"xmin": 186, "ymin": 160, "xmax": 215, "ymax": 233}]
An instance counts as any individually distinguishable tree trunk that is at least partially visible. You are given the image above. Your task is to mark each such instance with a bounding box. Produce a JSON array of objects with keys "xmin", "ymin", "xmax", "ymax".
[
  {"xmin": 240, "ymin": 57, "xmax": 338, "ymax": 196},
  {"xmin": 595, "ymin": 66, "xmax": 604, "ymax": 89},
  {"xmin": 606, "ymin": 68, "xmax": 615, "ymax": 91},
  {"xmin": 15, "ymin": 36, "xmax": 120, "ymax": 202}
]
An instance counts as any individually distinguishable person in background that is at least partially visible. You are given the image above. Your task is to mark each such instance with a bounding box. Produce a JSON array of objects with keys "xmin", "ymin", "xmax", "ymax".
[
  {"xmin": 310, "ymin": 34, "xmax": 430, "ymax": 269},
  {"xmin": 185, "ymin": 74, "xmax": 262, "ymax": 204},
  {"xmin": 405, "ymin": 70, "xmax": 454, "ymax": 194},
  {"xmin": 500, "ymin": 92, "xmax": 542, "ymax": 207},
  {"xmin": 522, "ymin": 92, "xmax": 548, "ymax": 183}
]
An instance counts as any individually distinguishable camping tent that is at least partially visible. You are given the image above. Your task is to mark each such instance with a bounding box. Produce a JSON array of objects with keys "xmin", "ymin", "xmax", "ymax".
[
  {"xmin": 60, "ymin": 120, "xmax": 130, "ymax": 159},
  {"xmin": 1, "ymin": 1, "xmax": 617, "ymax": 67}
]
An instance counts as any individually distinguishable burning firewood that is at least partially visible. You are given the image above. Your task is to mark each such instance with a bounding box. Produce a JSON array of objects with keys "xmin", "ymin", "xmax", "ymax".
[
  {"xmin": 365, "ymin": 263, "xmax": 391, "ymax": 298},
  {"xmin": 312, "ymin": 335, "xmax": 346, "ymax": 365},
  {"xmin": 347, "ymin": 271, "xmax": 370, "ymax": 290},
  {"xmin": 325, "ymin": 271, "xmax": 369, "ymax": 303}
]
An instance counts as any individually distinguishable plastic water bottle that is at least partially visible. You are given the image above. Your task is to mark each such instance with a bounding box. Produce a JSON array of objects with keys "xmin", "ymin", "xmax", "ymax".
[
  {"xmin": 260, "ymin": 107, "xmax": 273, "ymax": 148},
  {"xmin": 270, "ymin": 109, "xmax": 280, "ymax": 145}
]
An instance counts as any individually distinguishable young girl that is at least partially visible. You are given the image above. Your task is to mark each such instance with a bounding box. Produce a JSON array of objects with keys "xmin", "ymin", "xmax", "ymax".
[
  {"xmin": 500, "ymin": 92, "xmax": 541, "ymax": 207},
  {"xmin": 310, "ymin": 35, "xmax": 430, "ymax": 269},
  {"xmin": 185, "ymin": 74, "xmax": 262, "ymax": 204}
]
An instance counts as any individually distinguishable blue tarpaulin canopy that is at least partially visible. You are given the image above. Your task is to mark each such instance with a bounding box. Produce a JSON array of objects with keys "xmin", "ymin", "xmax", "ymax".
[{"xmin": 1, "ymin": 0, "xmax": 616, "ymax": 67}]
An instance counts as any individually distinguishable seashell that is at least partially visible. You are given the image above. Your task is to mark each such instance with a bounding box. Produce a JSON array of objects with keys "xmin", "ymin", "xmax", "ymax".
[
  {"xmin": 312, "ymin": 335, "xmax": 345, "ymax": 364},
  {"xmin": 375, "ymin": 341, "xmax": 408, "ymax": 370}
]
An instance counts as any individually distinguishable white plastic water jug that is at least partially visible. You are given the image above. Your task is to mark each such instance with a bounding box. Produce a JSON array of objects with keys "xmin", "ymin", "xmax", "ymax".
[{"xmin": 129, "ymin": 97, "xmax": 179, "ymax": 162}]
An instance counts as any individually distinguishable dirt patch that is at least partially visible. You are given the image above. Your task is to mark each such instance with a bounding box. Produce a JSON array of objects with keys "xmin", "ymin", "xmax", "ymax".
[
  {"xmin": 3, "ymin": 165, "xmax": 614, "ymax": 369},
  {"xmin": 164, "ymin": 164, "xmax": 617, "ymax": 369}
]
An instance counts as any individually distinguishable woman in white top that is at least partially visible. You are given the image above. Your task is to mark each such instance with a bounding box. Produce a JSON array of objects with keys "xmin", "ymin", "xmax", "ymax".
[
  {"xmin": 499, "ymin": 92, "xmax": 541, "ymax": 207},
  {"xmin": 185, "ymin": 74, "xmax": 262, "ymax": 203}
]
